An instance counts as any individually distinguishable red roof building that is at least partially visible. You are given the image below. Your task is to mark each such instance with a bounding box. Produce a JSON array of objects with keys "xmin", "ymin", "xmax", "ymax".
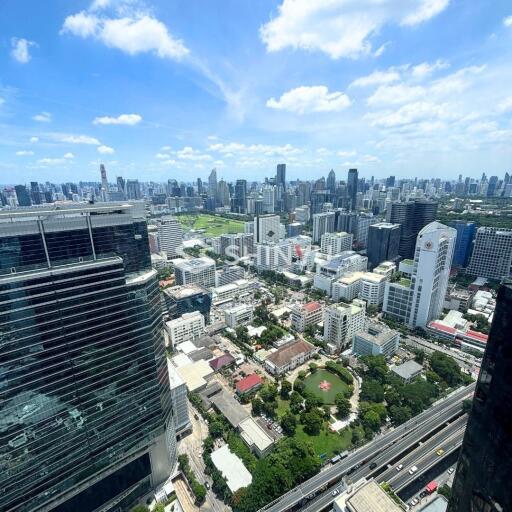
[
  {"xmin": 209, "ymin": 352, "xmax": 236, "ymax": 372},
  {"xmin": 236, "ymin": 374, "xmax": 263, "ymax": 395}
]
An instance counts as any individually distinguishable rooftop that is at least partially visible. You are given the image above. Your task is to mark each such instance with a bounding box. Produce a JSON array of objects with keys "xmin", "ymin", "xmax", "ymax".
[
  {"xmin": 236, "ymin": 373, "xmax": 263, "ymax": 394},
  {"xmin": 239, "ymin": 417, "xmax": 274, "ymax": 452},
  {"xmin": 176, "ymin": 359, "xmax": 214, "ymax": 392},
  {"xmin": 303, "ymin": 301, "xmax": 322, "ymax": 313},
  {"xmin": 209, "ymin": 352, "xmax": 236, "ymax": 371},
  {"xmin": 345, "ymin": 480, "xmax": 402, "ymax": 512},
  {"xmin": 174, "ymin": 257, "xmax": 215, "ymax": 270},
  {"xmin": 266, "ymin": 339, "xmax": 315, "ymax": 368},
  {"xmin": 417, "ymin": 495, "xmax": 448, "ymax": 512},
  {"xmin": 391, "ymin": 360, "xmax": 423, "ymax": 380},
  {"xmin": 355, "ymin": 323, "xmax": 399, "ymax": 346},
  {"xmin": 361, "ymin": 271, "xmax": 387, "ymax": 283},
  {"xmin": 210, "ymin": 390, "xmax": 249, "ymax": 427},
  {"xmin": 210, "ymin": 445, "xmax": 252, "ymax": 493},
  {"xmin": 163, "ymin": 283, "xmax": 209, "ymax": 299}
]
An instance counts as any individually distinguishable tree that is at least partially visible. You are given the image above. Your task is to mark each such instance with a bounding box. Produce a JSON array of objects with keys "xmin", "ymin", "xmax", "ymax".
[
  {"xmin": 260, "ymin": 384, "xmax": 278, "ymax": 403},
  {"xmin": 438, "ymin": 484, "xmax": 452, "ymax": 499},
  {"xmin": 290, "ymin": 391, "xmax": 303, "ymax": 414},
  {"xmin": 304, "ymin": 393, "xmax": 322, "ymax": 412},
  {"xmin": 280, "ymin": 380, "xmax": 292, "ymax": 399},
  {"xmin": 360, "ymin": 379, "xmax": 385, "ymax": 403},
  {"xmin": 335, "ymin": 394, "xmax": 351, "ymax": 419},
  {"xmin": 301, "ymin": 409, "xmax": 323, "ymax": 435},
  {"xmin": 154, "ymin": 504, "xmax": 166, "ymax": 512},
  {"xmin": 252, "ymin": 397, "xmax": 265, "ymax": 416},
  {"xmin": 430, "ymin": 351, "xmax": 462, "ymax": 386},
  {"xmin": 361, "ymin": 410, "xmax": 381, "ymax": 432},
  {"xmin": 360, "ymin": 355, "xmax": 388, "ymax": 383},
  {"xmin": 389, "ymin": 405, "xmax": 412, "ymax": 426},
  {"xmin": 309, "ymin": 362, "xmax": 318, "ymax": 374},
  {"xmin": 280, "ymin": 412, "xmax": 297, "ymax": 436},
  {"xmin": 293, "ymin": 379, "xmax": 306, "ymax": 395},
  {"xmin": 297, "ymin": 370, "xmax": 307, "ymax": 380}
]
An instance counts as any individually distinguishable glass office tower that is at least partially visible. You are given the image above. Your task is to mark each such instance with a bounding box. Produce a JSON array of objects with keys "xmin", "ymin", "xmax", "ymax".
[{"xmin": 0, "ymin": 204, "xmax": 176, "ymax": 512}]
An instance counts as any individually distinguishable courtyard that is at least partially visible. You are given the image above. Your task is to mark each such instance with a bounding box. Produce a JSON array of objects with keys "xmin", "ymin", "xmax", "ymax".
[{"xmin": 303, "ymin": 369, "xmax": 349, "ymax": 405}]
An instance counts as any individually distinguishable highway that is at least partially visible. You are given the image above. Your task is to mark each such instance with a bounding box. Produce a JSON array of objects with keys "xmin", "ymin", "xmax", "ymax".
[
  {"xmin": 296, "ymin": 409, "xmax": 468, "ymax": 512},
  {"xmin": 259, "ymin": 383, "xmax": 475, "ymax": 512}
]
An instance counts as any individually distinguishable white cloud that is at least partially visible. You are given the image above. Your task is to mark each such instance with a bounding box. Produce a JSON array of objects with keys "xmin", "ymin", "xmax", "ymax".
[
  {"xmin": 37, "ymin": 157, "xmax": 67, "ymax": 166},
  {"xmin": 503, "ymin": 15, "xmax": 512, "ymax": 27},
  {"xmin": 411, "ymin": 59, "xmax": 449, "ymax": 79},
  {"xmin": 64, "ymin": 152, "xmax": 75, "ymax": 159},
  {"xmin": 337, "ymin": 150, "xmax": 357, "ymax": 157},
  {"xmin": 497, "ymin": 96, "xmax": 512, "ymax": 113},
  {"xmin": 367, "ymin": 101, "xmax": 452, "ymax": 128},
  {"xmin": 429, "ymin": 65, "xmax": 486, "ymax": 96},
  {"xmin": 367, "ymin": 84, "xmax": 426, "ymax": 106},
  {"xmin": 155, "ymin": 153, "xmax": 170, "ymax": 159},
  {"xmin": 10, "ymin": 37, "xmax": 36, "ymax": 63},
  {"xmin": 266, "ymin": 86, "xmax": 351, "ymax": 114},
  {"xmin": 93, "ymin": 113, "xmax": 142, "ymax": 125},
  {"xmin": 350, "ymin": 69, "xmax": 401, "ymax": 88},
  {"xmin": 30, "ymin": 136, "xmax": 39, "ymax": 143},
  {"xmin": 176, "ymin": 146, "xmax": 212, "ymax": 161},
  {"xmin": 208, "ymin": 142, "xmax": 301, "ymax": 157},
  {"xmin": 97, "ymin": 145, "xmax": 115, "ymax": 154},
  {"xmin": 16, "ymin": 150, "xmax": 34, "ymax": 156},
  {"xmin": 161, "ymin": 145, "xmax": 171, "ymax": 151},
  {"xmin": 59, "ymin": 134, "xmax": 101, "ymax": 144},
  {"xmin": 32, "ymin": 112, "xmax": 52, "ymax": 122},
  {"xmin": 90, "ymin": 0, "xmax": 111, "ymax": 10},
  {"xmin": 260, "ymin": 0, "xmax": 449, "ymax": 59},
  {"xmin": 62, "ymin": 11, "xmax": 188, "ymax": 60}
]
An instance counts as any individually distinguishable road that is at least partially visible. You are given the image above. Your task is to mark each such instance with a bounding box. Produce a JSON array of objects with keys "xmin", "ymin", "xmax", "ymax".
[
  {"xmin": 259, "ymin": 383, "xmax": 475, "ymax": 512},
  {"xmin": 295, "ymin": 405, "xmax": 468, "ymax": 512}
]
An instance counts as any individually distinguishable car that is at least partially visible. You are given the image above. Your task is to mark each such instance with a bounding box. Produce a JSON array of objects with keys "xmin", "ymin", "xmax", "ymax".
[
  {"xmin": 436, "ymin": 448, "xmax": 445, "ymax": 456},
  {"xmin": 194, "ymin": 414, "xmax": 199, "ymax": 420},
  {"xmin": 205, "ymin": 482, "xmax": 210, "ymax": 490},
  {"xmin": 369, "ymin": 462, "xmax": 377, "ymax": 470},
  {"xmin": 448, "ymin": 467, "xmax": 455, "ymax": 474},
  {"xmin": 331, "ymin": 489, "xmax": 339, "ymax": 496},
  {"xmin": 411, "ymin": 498, "xmax": 419, "ymax": 506},
  {"xmin": 419, "ymin": 491, "xmax": 428, "ymax": 498},
  {"xmin": 396, "ymin": 464, "xmax": 403, "ymax": 471},
  {"xmin": 409, "ymin": 465, "xmax": 418, "ymax": 475}
]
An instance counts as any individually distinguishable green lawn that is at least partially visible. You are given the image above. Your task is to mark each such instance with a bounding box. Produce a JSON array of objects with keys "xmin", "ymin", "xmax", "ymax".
[
  {"xmin": 303, "ymin": 369, "xmax": 349, "ymax": 405},
  {"xmin": 178, "ymin": 214, "xmax": 245, "ymax": 237},
  {"xmin": 294, "ymin": 424, "xmax": 352, "ymax": 459}
]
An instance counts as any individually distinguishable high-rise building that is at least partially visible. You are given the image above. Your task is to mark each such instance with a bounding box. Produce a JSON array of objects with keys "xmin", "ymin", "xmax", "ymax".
[
  {"xmin": 116, "ymin": 176, "xmax": 126, "ymax": 199},
  {"xmin": 254, "ymin": 214, "xmax": 281, "ymax": 244},
  {"xmin": 262, "ymin": 185, "xmax": 277, "ymax": 213},
  {"xmin": 383, "ymin": 221, "xmax": 456, "ymax": 328},
  {"xmin": 163, "ymin": 284, "xmax": 211, "ymax": 322},
  {"xmin": 157, "ymin": 216, "xmax": 183, "ymax": 258},
  {"xmin": 219, "ymin": 233, "xmax": 254, "ymax": 259},
  {"xmin": 174, "ymin": 257, "xmax": 216, "ymax": 288},
  {"xmin": 0, "ymin": 205, "xmax": 176, "ymax": 512},
  {"xmin": 14, "ymin": 184, "xmax": 32, "ymax": 206},
  {"xmin": 387, "ymin": 199, "xmax": 438, "ymax": 258},
  {"xmin": 208, "ymin": 168, "xmax": 217, "ymax": 206},
  {"xmin": 347, "ymin": 168, "xmax": 358, "ymax": 211},
  {"xmin": 100, "ymin": 163, "xmax": 109, "ymax": 201},
  {"xmin": 312, "ymin": 211, "xmax": 336, "ymax": 243},
  {"xmin": 233, "ymin": 179, "xmax": 247, "ymax": 213},
  {"xmin": 217, "ymin": 179, "xmax": 230, "ymax": 207},
  {"xmin": 449, "ymin": 221, "xmax": 476, "ymax": 267},
  {"xmin": 256, "ymin": 240, "xmax": 292, "ymax": 271},
  {"xmin": 323, "ymin": 300, "xmax": 366, "ymax": 351},
  {"xmin": 326, "ymin": 169, "xmax": 336, "ymax": 195},
  {"xmin": 352, "ymin": 322, "xmax": 400, "ymax": 358},
  {"xmin": 320, "ymin": 231, "xmax": 353, "ymax": 256},
  {"xmin": 276, "ymin": 163, "xmax": 286, "ymax": 190},
  {"xmin": 448, "ymin": 282, "xmax": 512, "ymax": 512},
  {"xmin": 367, "ymin": 222, "xmax": 401, "ymax": 268},
  {"xmin": 126, "ymin": 179, "xmax": 142, "ymax": 200},
  {"xmin": 30, "ymin": 181, "xmax": 42, "ymax": 205},
  {"xmin": 466, "ymin": 227, "xmax": 512, "ymax": 280}
]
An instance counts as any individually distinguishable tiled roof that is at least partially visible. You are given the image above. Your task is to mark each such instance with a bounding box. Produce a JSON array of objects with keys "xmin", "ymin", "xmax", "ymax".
[
  {"xmin": 266, "ymin": 339, "xmax": 315, "ymax": 368},
  {"xmin": 304, "ymin": 301, "xmax": 321, "ymax": 313},
  {"xmin": 236, "ymin": 374, "xmax": 263, "ymax": 393},
  {"xmin": 209, "ymin": 352, "xmax": 235, "ymax": 371}
]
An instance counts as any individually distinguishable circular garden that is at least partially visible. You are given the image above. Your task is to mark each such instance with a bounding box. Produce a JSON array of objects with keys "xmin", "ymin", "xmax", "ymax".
[{"xmin": 302, "ymin": 368, "xmax": 349, "ymax": 405}]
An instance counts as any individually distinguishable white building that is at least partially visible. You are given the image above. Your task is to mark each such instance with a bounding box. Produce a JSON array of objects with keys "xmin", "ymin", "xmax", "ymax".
[
  {"xmin": 254, "ymin": 214, "xmax": 281, "ymax": 244},
  {"xmin": 294, "ymin": 205, "xmax": 310, "ymax": 223},
  {"xmin": 312, "ymin": 211, "xmax": 336, "ymax": 243},
  {"xmin": 359, "ymin": 272, "xmax": 387, "ymax": 306},
  {"xmin": 174, "ymin": 257, "xmax": 216, "ymax": 288},
  {"xmin": 215, "ymin": 265, "xmax": 245, "ymax": 286},
  {"xmin": 265, "ymin": 339, "xmax": 317, "ymax": 375},
  {"xmin": 466, "ymin": 227, "xmax": 512, "ymax": 280},
  {"xmin": 320, "ymin": 231, "xmax": 353, "ymax": 256},
  {"xmin": 157, "ymin": 216, "xmax": 183, "ymax": 258},
  {"xmin": 211, "ymin": 279, "xmax": 252, "ymax": 304},
  {"xmin": 323, "ymin": 300, "xmax": 366, "ymax": 352},
  {"xmin": 165, "ymin": 311, "xmax": 205, "ymax": 346},
  {"xmin": 352, "ymin": 322, "xmax": 400, "ymax": 358},
  {"xmin": 373, "ymin": 261, "xmax": 396, "ymax": 278},
  {"xmin": 224, "ymin": 304, "xmax": 254, "ymax": 328},
  {"xmin": 290, "ymin": 301, "xmax": 323, "ymax": 332},
  {"xmin": 383, "ymin": 222, "xmax": 456, "ymax": 329},
  {"xmin": 262, "ymin": 185, "xmax": 277, "ymax": 213},
  {"xmin": 256, "ymin": 240, "xmax": 292, "ymax": 271},
  {"xmin": 167, "ymin": 360, "xmax": 191, "ymax": 435},
  {"xmin": 332, "ymin": 272, "xmax": 363, "ymax": 302},
  {"xmin": 313, "ymin": 252, "xmax": 368, "ymax": 295}
]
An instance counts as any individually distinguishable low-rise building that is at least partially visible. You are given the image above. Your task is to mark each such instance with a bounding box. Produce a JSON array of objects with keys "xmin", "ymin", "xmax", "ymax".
[
  {"xmin": 210, "ymin": 445, "xmax": 252, "ymax": 493},
  {"xmin": 236, "ymin": 374, "xmax": 263, "ymax": 396},
  {"xmin": 391, "ymin": 360, "xmax": 423, "ymax": 383},
  {"xmin": 373, "ymin": 261, "xmax": 396, "ymax": 278},
  {"xmin": 334, "ymin": 479, "xmax": 402, "ymax": 512},
  {"xmin": 352, "ymin": 322, "xmax": 400, "ymax": 358},
  {"xmin": 224, "ymin": 304, "xmax": 254, "ymax": 328},
  {"xmin": 265, "ymin": 339, "xmax": 317, "ymax": 375},
  {"xmin": 290, "ymin": 301, "xmax": 323, "ymax": 332},
  {"xmin": 320, "ymin": 231, "xmax": 353, "ymax": 256},
  {"xmin": 359, "ymin": 272, "xmax": 387, "ymax": 306},
  {"xmin": 163, "ymin": 283, "xmax": 212, "ymax": 322},
  {"xmin": 216, "ymin": 265, "xmax": 245, "ymax": 286},
  {"xmin": 239, "ymin": 417, "xmax": 274, "ymax": 458},
  {"xmin": 209, "ymin": 352, "xmax": 236, "ymax": 372},
  {"xmin": 164, "ymin": 311, "xmax": 205, "ymax": 347}
]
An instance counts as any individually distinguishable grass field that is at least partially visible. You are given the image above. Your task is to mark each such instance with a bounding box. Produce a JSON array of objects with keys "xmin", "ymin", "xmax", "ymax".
[
  {"xmin": 294, "ymin": 424, "xmax": 352, "ymax": 459},
  {"xmin": 303, "ymin": 369, "xmax": 349, "ymax": 405},
  {"xmin": 178, "ymin": 214, "xmax": 245, "ymax": 237}
]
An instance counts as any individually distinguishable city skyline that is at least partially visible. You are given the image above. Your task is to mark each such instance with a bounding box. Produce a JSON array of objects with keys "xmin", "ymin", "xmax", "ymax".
[{"xmin": 1, "ymin": 0, "xmax": 512, "ymax": 182}]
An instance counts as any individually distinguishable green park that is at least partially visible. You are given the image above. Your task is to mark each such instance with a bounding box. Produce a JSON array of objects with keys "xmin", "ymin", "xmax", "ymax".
[{"xmin": 177, "ymin": 213, "xmax": 245, "ymax": 237}]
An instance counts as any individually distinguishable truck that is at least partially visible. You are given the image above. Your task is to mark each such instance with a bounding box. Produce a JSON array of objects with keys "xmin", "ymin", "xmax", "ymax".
[{"xmin": 425, "ymin": 481, "xmax": 438, "ymax": 494}]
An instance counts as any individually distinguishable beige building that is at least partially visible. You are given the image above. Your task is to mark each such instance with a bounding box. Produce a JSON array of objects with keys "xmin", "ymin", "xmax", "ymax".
[{"xmin": 290, "ymin": 301, "xmax": 323, "ymax": 332}]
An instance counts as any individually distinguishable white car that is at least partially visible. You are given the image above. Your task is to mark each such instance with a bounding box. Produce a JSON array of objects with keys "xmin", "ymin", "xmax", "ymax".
[
  {"xmin": 448, "ymin": 467, "xmax": 455, "ymax": 474},
  {"xmin": 409, "ymin": 465, "xmax": 418, "ymax": 475},
  {"xmin": 396, "ymin": 464, "xmax": 403, "ymax": 471},
  {"xmin": 411, "ymin": 498, "xmax": 419, "ymax": 506}
]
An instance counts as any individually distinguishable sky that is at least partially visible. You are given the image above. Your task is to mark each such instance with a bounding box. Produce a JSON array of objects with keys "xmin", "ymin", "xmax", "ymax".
[{"xmin": 1, "ymin": 0, "xmax": 512, "ymax": 184}]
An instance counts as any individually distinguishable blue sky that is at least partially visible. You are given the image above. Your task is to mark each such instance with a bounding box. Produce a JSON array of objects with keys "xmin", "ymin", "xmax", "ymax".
[{"xmin": 1, "ymin": 0, "xmax": 511, "ymax": 183}]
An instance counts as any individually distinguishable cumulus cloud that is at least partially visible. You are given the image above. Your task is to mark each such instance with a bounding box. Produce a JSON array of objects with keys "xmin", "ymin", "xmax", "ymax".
[
  {"xmin": 497, "ymin": 96, "xmax": 512, "ymax": 113},
  {"xmin": 266, "ymin": 85, "xmax": 351, "ymax": 114},
  {"xmin": 93, "ymin": 113, "xmax": 142, "ymax": 125},
  {"xmin": 32, "ymin": 112, "xmax": 52, "ymax": 122},
  {"xmin": 30, "ymin": 136, "xmax": 39, "ymax": 143},
  {"xmin": 58, "ymin": 134, "xmax": 101, "ymax": 145},
  {"xmin": 350, "ymin": 69, "xmax": 401, "ymax": 88},
  {"xmin": 97, "ymin": 145, "xmax": 115, "ymax": 154},
  {"xmin": 11, "ymin": 37, "xmax": 36, "ymax": 63},
  {"xmin": 16, "ymin": 150, "xmax": 34, "ymax": 156},
  {"xmin": 411, "ymin": 59, "xmax": 449, "ymax": 79},
  {"xmin": 64, "ymin": 152, "xmax": 75, "ymax": 159},
  {"xmin": 367, "ymin": 84, "xmax": 426, "ymax": 106},
  {"xmin": 175, "ymin": 146, "xmax": 212, "ymax": 161},
  {"xmin": 503, "ymin": 15, "xmax": 512, "ymax": 27},
  {"xmin": 61, "ymin": 9, "xmax": 189, "ymax": 60},
  {"xmin": 260, "ymin": 0, "xmax": 449, "ymax": 59},
  {"xmin": 37, "ymin": 157, "xmax": 68, "ymax": 166},
  {"xmin": 208, "ymin": 142, "xmax": 301, "ymax": 157}
]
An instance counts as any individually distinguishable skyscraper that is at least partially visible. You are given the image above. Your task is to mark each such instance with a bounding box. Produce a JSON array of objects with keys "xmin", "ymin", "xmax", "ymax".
[
  {"xmin": 100, "ymin": 163, "xmax": 109, "ymax": 201},
  {"xmin": 126, "ymin": 179, "xmax": 141, "ymax": 200},
  {"xmin": 383, "ymin": 221, "xmax": 456, "ymax": 328},
  {"xmin": 276, "ymin": 163, "xmax": 286, "ymax": 190},
  {"xmin": 30, "ymin": 181, "xmax": 42, "ymax": 205},
  {"xmin": 312, "ymin": 211, "xmax": 336, "ymax": 243},
  {"xmin": 14, "ymin": 184, "xmax": 32, "ymax": 206},
  {"xmin": 116, "ymin": 176, "xmax": 126, "ymax": 199},
  {"xmin": 254, "ymin": 214, "xmax": 281, "ymax": 244},
  {"xmin": 158, "ymin": 216, "xmax": 184, "ymax": 258},
  {"xmin": 326, "ymin": 169, "xmax": 336, "ymax": 195},
  {"xmin": 449, "ymin": 220, "xmax": 476, "ymax": 267},
  {"xmin": 466, "ymin": 227, "xmax": 512, "ymax": 280},
  {"xmin": 233, "ymin": 179, "xmax": 247, "ymax": 213},
  {"xmin": 367, "ymin": 222, "xmax": 401, "ymax": 268},
  {"xmin": 208, "ymin": 168, "xmax": 217, "ymax": 206},
  {"xmin": 448, "ymin": 281, "xmax": 512, "ymax": 512},
  {"xmin": 0, "ymin": 204, "xmax": 176, "ymax": 512},
  {"xmin": 347, "ymin": 168, "xmax": 358, "ymax": 211}
]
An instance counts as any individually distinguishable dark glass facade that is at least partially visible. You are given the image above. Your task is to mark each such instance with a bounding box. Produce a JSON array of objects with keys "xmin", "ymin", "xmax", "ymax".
[
  {"xmin": 449, "ymin": 220, "xmax": 476, "ymax": 267},
  {"xmin": 0, "ymin": 205, "xmax": 175, "ymax": 512},
  {"xmin": 448, "ymin": 282, "xmax": 512, "ymax": 512},
  {"xmin": 367, "ymin": 223, "xmax": 400, "ymax": 268},
  {"xmin": 163, "ymin": 285, "xmax": 212, "ymax": 323}
]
